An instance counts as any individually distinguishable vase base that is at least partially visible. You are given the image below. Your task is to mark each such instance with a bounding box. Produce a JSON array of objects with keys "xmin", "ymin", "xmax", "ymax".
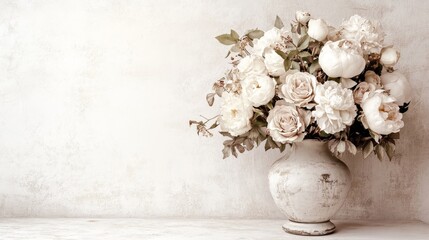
[{"xmin": 282, "ymin": 220, "xmax": 336, "ymax": 236}]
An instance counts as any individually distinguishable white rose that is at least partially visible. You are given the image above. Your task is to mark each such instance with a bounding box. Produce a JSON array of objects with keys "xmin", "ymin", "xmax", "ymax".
[
  {"xmin": 279, "ymin": 71, "xmax": 317, "ymax": 107},
  {"xmin": 353, "ymin": 82, "xmax": 376, "ymax": 104},
  {"xmin": 364, "ymin": 70, "xmax": 382, "ymax": 88},
  {"xmin": 295, "ymin": 11, "xmax": 311, "ymax": 24},
  {"xmin": 308, "ymin": 19, "xmax": 329, "ymax": 41},
  {"xmin": 263, "ymin": 48, "xmax": 286, "ymax": 76},
  {"xmin": 253, "ymin": 27, "xmax": 285, "ymax": 56},
  {"xmin": 242, "ymin": 74, "xmax": 276, "ymax": 107},
  {"xmin": 319, "ymin": 40, "xmax": 366, "ymax": 78},
  {"xmin": 380, "ymin": 72, "xmax": 412, "ymax": 106},
  {"xmin": 267, "ymin": 101, "xmax": 310, "ymax": 144},
  {"xmin": 237, "ymin": 55, "xmax": 268, "ymax": 79},
  {"xmin": 312, "ymin": 81, "xmax": 357, "ymax": 134},
  {"xmin": 219, "ymin": 92, "xmax": 253, "ymax": 136},
  {"xmin": 340, "ymin": 15, "xmax": 385, "ymax": 54},
  {"xmin": 380, "ymin": 47, "xmax": 400, "ymax": 67},
  {"xmin": 361, "ymin": 91, "xmax": 404, "ymax": 135}
]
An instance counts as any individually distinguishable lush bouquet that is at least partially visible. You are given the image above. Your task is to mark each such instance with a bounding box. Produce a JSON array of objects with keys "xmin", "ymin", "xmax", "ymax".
[{"xmin": 190, "ymin": 12, "xmax": 411, "ymax": 160}]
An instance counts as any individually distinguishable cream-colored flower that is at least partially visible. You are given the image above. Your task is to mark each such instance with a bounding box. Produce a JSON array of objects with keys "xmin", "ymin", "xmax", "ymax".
[
  {"xmin": 267, "ymin": 101, "xmax": 310, "ymax": 144},
  {"xmin": 242, "ymin": 74, "xmax": 276, "ymax": 107},
  {"xmin": 219, "ymin": 92, "xmax": 253, "ymax": 136},
  {"xmin": 263, "ymin": 48, "xmax": 286, "ymax": 76},
  {"xmin": 312, "ymin": 81, "xmax": 357, "ymax": 134},
  {"xmin": 319, "ymin": 40, "xmax": 366, "ymax": 78},
  {"xmin": 279, "ymin": 71, "xmax": 317, "ymax": 108},
  {"xmin": 361, "ymin": 90, "xmax": 404, "ymax": 135},
  {"xmin": 295, "ymin": 11, "xmax": 311, "ymax": 24},
  {"xmin": 308, "ymin": 19, "xmax": 329, "ymax": 41},
  {"xmin": 339, "ymin": 15, "xmax": 385, "ymax": 54},
  {"xmin": 380, "ymin": 47, "xmax": 400, "ymax": 67},
  {"xmin": 237, "ymin": 55, "xmax": 268, "ymax": 79},
  {"xmin": 253, "ymin": 27, "xmax": 286, "ymax": 56},
  {"xmin": 353, "ymin": 82, "xmax": 376, "ymax": 104},
  {"xmin": 380, "ymin": 72, "xmax": 412, "ymax": 106}
]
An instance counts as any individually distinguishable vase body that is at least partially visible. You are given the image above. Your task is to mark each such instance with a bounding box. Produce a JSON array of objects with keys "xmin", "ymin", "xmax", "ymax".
[{"xmin": 268, "ymin": 140, "xmax": 351, "ymax": 236}]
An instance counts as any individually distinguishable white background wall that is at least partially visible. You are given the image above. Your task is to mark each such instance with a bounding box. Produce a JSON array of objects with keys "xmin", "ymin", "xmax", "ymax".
[{"xmin": 0, "ymin": 0, "xmax": 428, "ymax": 221}]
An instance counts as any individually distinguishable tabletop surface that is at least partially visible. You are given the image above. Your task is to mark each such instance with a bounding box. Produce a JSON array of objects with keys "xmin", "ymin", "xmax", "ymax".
[{"xmin": 0, "ymin": 218, "xmax": 428, "ymax": 240}]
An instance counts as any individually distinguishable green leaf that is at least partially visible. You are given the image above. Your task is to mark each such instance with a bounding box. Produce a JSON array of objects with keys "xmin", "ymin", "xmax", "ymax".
[
  {"xmin": 385, "ymin": 142, "xmax": 395, "ymax": 161},
  {"xmin": 283, "ymin": 59, "xmax": 291, "ymax": 71},
  {"xmin": 298, "ymin": 51, "xmax": 312, "ymax": 58},
  {"xmin": 287, "ymin": 50, "xmax": 299, "ymax": 59},
  {"xmin": 291, "ymin": 61, "xmax": 300, "ymax": 70},
  {"xmin": 279, "ymin": 144, "xmax": 286, "ymax": 153},
  {"xmin": 247, "ymin": 29, "xmax": 264, "ymax": 39},
  {"xmin": 215, "ymin": 34, "xmax": 237, "ymax": 45},
  {"xmin": 375, "ymin": 144, "xmax": 385, "ymax": 161},
  {"xmin": 275, "ymin": 50, "xmax": 288, "ymax": 59},
  {"xmin": 297, "ymin": 35, "xmax": 310, "ymax": 51},
  {"xmin": 319, "ymin": 131, "xmax": 330, "ymax": 138},
  {"xmin": 274, "ymin": 15, "xmax": 284, "ymax": 29},
  {"xmin": 231, "ymin": 146, "xmax": 238, "ymax": 158},
  {"xmin": 363, "ymin": 141, "xmax": 373, "ymax": 159},
  {"xmin": 309, "ymin": 61, "xmax": 320, "ymax": 74},
  {"xmin": 230, "ymin": 29, "xmax": 239, "ymax": 40}
]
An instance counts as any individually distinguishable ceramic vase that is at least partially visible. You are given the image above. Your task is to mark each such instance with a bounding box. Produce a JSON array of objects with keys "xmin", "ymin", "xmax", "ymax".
[{"xmin": 268, "ymin": 140, "xmax": 351, "ymax": 236}]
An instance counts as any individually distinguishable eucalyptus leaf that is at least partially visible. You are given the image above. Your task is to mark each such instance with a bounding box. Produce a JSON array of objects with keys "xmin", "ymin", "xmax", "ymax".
[
  {"xmin": 274, "ymin": 15, "xmax": 284, "ymax": 29},
  {"xmin": 215, "ymin": 34, "xmax": 237, "ymax": 45}
]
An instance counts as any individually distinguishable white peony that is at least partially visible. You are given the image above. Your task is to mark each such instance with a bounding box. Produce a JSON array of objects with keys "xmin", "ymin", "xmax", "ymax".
[
  {"xmin": 263, "ymin": 48, "xmax": 286, "ymax": 76},
  {"xmin": 361, "ymin": 91, "xmax": 404, "ymax": 135},
  {"xmin": 237, "ymin": 55, "xmax": 268, "ymax": 79},
  {"xmin": 295, "ymin": 11, "xmax": 311, "ymax": 24},
  {"xmin": 308, "ymin": 19, "xmax": 329, "ymax": 41},
  {"xmin": 267, "ymin": 101, "xmax": 310, "ymax": 144},
  {"xmin": 380, "ymin": 47, "xmax": 400, "ymax": 67},
  {"xmin": 340, "ymin": 15, "xmax": 385, "ymax": 54},
  {"xmin": 253, "ymin": 27, "xmax": 286, "ymax": 56},
  {"xmin": 219, "ymin": 92, "xmax": 253, "ymax": 136},
  {"xmin": 380, "ymin": 72, "xmax": 412, "ymax": 106},
  {"xmin": 312, "ymin": 81, "xmax": 357, "ymax": 134},
  {"xmin": 279, "ymin": 71, "xmax": 317, "ymax": 107},
  {"xmin": 242, "ymin": 74, "xmax": 276, "ymax": 107},
  {"xmin": 353, "ymin": 82, "xmax": 376, "ymax": 104},
  {"xmin": 319, "ymin": 40, "xmax": 366, "ymax": 78}
]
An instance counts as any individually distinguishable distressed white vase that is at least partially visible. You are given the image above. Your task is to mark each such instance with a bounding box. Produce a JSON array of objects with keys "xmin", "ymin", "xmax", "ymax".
[{"xmin": 268, "ymin": 140, "xmax": 351, "ymax": 236}]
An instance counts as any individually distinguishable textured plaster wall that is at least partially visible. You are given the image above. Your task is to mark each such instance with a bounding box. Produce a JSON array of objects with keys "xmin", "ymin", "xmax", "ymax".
[{"xmin": 0, "ymin": 0, "xmax": 428, "ymax": 221}]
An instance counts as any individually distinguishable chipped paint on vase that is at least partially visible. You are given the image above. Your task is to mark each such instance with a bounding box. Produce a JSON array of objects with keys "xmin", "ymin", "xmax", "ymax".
[{"xmin": 268, "ymin": 140, "xmax": 351, "ymax": 236}]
